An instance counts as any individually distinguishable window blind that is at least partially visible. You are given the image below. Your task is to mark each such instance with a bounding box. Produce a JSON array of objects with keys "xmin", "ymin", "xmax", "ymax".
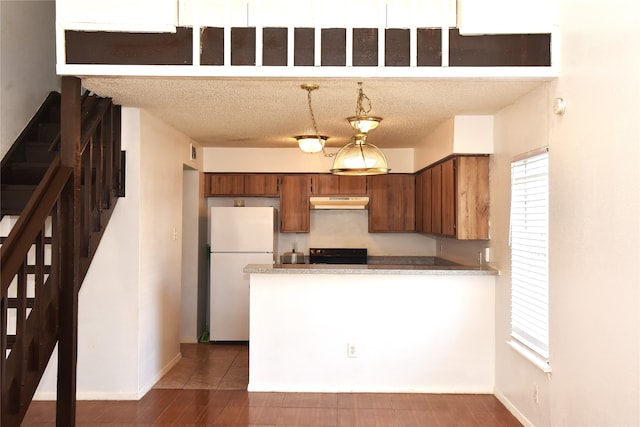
[{"xmin": 510, "ymin": 150, "xmax": 549, "ymax": 361}]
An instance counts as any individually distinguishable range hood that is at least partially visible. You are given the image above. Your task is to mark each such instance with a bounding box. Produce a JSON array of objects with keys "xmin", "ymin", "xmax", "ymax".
[{"xmin": 310, "ymin": 196, "xmax": 369, "ymax": 210}]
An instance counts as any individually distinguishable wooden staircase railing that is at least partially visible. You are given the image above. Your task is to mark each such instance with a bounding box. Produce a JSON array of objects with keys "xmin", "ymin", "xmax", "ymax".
[{"xmin": 1, "ymin": 76, "xmax": 123, "ymax": 426}]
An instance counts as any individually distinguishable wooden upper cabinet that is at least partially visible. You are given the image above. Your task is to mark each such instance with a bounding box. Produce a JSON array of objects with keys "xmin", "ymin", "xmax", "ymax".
[
  {"xmin": 368, "ymin": 174, "xmax": 415, "ymax": 232},
  {"xmin": 310, "ymin": 175, "xmax": 367, "ymax": 195},
  {"xmin": 207, "ymin": 174, "xmax": 244, "ymax": 196},
  {"xmin": 279, "ymin": 175, "xmax": 310, "ymax": 232},
  {"xmin": 417, "ymin": 155, "xmax": 489, "ymax": 240},
  {"xmin": 244, "ymin": 174, "xmax": 279, "ymax": 196},
  {"xmin": 205, "ymin": 173, "xmax": 278, "ymax": 196},
  {"xmin": 455, "ymin": 156, "xmax": 489, "ymax": 240}
]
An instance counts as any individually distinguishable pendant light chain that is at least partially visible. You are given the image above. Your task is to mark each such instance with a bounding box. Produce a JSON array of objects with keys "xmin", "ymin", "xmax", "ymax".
[
  {"xmin": 305, "ymin": 86, "xmax": 321, "ymax": 141},
  {"xmin": 355, "ymin": 81, "xmax": 373, "ymax": 118},
  {"xmin": 304, "ymin": 84, "xmax": 335, "ymax": 158}
]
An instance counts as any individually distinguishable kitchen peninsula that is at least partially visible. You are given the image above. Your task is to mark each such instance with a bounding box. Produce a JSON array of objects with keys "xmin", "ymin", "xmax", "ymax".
[{"xmin": 245, "ymin": 262, "xmax": 498, "ymax": 393}]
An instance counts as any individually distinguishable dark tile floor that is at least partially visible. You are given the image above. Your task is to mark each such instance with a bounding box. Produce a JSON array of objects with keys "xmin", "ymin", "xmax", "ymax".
[{"xmin": 23, "ymin": 343, "xmax": 522, "ymax": 426}]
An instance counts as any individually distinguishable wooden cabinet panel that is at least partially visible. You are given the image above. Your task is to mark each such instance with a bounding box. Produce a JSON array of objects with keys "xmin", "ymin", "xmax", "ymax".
[
  {"xmin": 431, "ymin": 165, "xmax": 442, "ymax": 234},
  {"xmin": 207, "ymin": 174, "xmax": 244, "ymax": 195},
  {"xmin": 310, "ymin": 174, "xmax": 339, "ymax": 195},
  {"xmin": 280, "ymin": 175, "xmax": 310, "ymax": 232},
  {"xmin": 416, "ymin": 168, "xmax": 432, "ymax": 233},
  {"xmin": 244, "ymin": 174, "xmax": 279, "ymax": 196},
  {"xmin": 206, "ymin": 173, "xmax": 278, "ymax": 196},
  {"xmin": 310, "ymin": 174, "xmax": 367, "ymax": 195},
  {"xmin": 368, "ymin": 174, "xmax": 415, "ymax": 232},
  {"xmin": 338, "ymin": 175, "xmax": 367, "ymax": 195},
  {"xmin": 456, "ymin": 156, "xmax": 490, "ymax": 240},
  {"xmin": 415, "ymin": 171, "xmax": 424, "ymax": 233},
  {"xmin": 441, "ymin": 158, "xmax": 456, "ymax": 237}
]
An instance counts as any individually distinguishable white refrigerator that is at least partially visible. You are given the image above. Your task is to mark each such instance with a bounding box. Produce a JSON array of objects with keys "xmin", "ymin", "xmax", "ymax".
[{"xmin": 209, "ymin": 207, "xmax": 277, "ymax": 341}]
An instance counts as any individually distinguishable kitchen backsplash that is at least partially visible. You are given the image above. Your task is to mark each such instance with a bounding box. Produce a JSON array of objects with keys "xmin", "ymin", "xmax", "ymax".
[{"xmin": 207, "ymin": 197, "xmax": 487, "ymax": 265}]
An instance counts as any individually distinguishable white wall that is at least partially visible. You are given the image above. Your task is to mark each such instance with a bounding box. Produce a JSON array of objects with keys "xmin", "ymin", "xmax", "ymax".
[
  {"xmin": 414, "ymin": 118, "xmax": 455, "ymax": 170},
  {"xmin": 457, "ymin": 0, "xmax": 556, "ymax": 34},
  {"xmin": 137, "ymin": 109, "xmax": 200, "ymax": 393},
  {"xmin": 181, "ymin": 168, "xmax": 200, "ymax": 342},
  {"xmin": 204, "ymin": 147, "xmax": 414, "ymax": 174},
  {"xmin": 36, "ymin": 108, "xmax": 144, "ymax": 399},
  {"xmin": 250, "ymin": 272, "xmax": 495, "ymax": 393},
  {"xmin": 208, "ymin": 198, "xmax": 437, "ymax": 262},
  {"xmin": 56, "ymin": 0, "xmax": 176, "ymax": 31},
  {"xmin": 0, "ymin": 0, "xmax": 59, "ymax": 160},
  {"xmin": 413, "ymin": 115, "xmax": 494, "ymax": 171},
  {"xmin": 178, "ymin": 0, "xmax": 457, "ymax": 28},
  {"xmin": 35, "ymin": 108, "xmax": 202, "ymax": 399},
  {"xmin": 492, "ymin": 0, "xmax": 640, "ymax": 424}
]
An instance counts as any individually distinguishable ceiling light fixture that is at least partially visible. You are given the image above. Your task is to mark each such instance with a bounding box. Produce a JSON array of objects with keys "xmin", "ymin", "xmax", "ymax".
[
  {"xmin": 295, "ymin": 84, "xmax": 329, "ymax": 154},
  {"xmin": 346, "ymin": 83, "xmax": 382, "ymax": 134},
  {"xmin": 331, "ymin": 82, "xmax": 390, "ymax": 175}
]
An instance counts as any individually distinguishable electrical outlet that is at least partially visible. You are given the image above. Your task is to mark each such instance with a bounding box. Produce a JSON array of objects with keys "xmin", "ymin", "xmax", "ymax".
[{"xmin": 347, "ymin": 343, "xmax": 357, "ymax": 358}]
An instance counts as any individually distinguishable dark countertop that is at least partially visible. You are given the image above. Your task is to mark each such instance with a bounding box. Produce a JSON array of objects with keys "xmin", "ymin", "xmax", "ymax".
[{"xmin": 244, "ymin": 260, "xmax": 498, "ymax": 276}]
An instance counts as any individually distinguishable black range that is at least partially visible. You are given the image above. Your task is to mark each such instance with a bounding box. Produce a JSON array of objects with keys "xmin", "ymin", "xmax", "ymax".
[{"xmin": 308, "ymin": 248, "xmax": 368, "ymax": 265}]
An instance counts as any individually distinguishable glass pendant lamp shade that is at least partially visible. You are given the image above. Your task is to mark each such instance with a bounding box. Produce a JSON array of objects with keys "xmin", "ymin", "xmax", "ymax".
[
  {"xmin": 330, "ymin": 135, "xmax": 390, "ymax": 175},
  {"xmin": 347, "ymin": 116, "xmax": 382, "ymax": 134},
  {"xmin": 295, "ymin": 135, "xmax": 327, "ymax": 153}
]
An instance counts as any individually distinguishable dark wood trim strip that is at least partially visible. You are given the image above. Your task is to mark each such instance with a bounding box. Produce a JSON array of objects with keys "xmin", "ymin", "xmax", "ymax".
[
  {"xmin": 263, "ymin": 27, "xmax": 288, "ymax": 66},
  {"xmin": 417, "ymin": 28, "xmax": 442, "ymax": 66},
  {"xmin": 385, "ymin": 28, "xmax": 411, "ymax": 66},
  {"xmin": 201, "ymin": 27, "xmax": 225, "ymax": 66},
  {"xmin": 65, "ymin": 28, "xmax": 193, "ymax": 65},
  {"xmin": 64, "ymin": 26, "xmax": 551, "ymax": 68},
  {"xmin": 321, "ymin": 28, "xmax": 346, "ymax": 66},
  {"xmin": 449, "ymin": 28, "xmax": 551, "ymax": 66},
  {"xmin": 353, "ymin": 28, "xmax": 378, "ymax": 66},
  {"xmin": 231, "ymin": 27, "xmax": 256, "ymax": 66},
  {"xmin": 294, "ymin": 28, "xmax": 314, "ymax": 66}
]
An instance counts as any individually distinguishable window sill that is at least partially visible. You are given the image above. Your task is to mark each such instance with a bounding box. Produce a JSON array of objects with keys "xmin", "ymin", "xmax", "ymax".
[{"xmin": 507, "ymin": 340, "xmax": 552, "ymax": 374}]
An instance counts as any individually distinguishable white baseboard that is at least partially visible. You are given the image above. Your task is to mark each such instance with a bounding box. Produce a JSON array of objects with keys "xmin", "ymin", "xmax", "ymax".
[
  {"xmin": 138, "ymin": 352, "xmax": 183, "ymax": 398},
  {"xmin": 494, "ymin": 390, "xmax": 535, "ymax": 427},
  {"xmin": 34, "ymin": 391, "xmax": 139, "ymax": 401},
  {"xmin": 35, "ymin": 352, "xmax": 184, "ymax": 401},
  {"xmin": 248, "ymin": 383, "xmax": 495, "ymax": 394}
]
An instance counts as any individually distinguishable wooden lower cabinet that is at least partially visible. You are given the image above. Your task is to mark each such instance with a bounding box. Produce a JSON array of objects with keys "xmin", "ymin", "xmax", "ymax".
[
  {"xmin": 368, "ymin": 174, "xmax": 415, "ymax": 232},
  {"xmin": 279, "ymin": 175, "xmax": 310, "ymax": 232}
]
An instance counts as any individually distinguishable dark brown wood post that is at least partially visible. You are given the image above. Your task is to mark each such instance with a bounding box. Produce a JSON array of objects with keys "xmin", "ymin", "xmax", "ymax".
[{"xmin": 57, "ymin": 76, "xmax": 81, "ymax": 426}]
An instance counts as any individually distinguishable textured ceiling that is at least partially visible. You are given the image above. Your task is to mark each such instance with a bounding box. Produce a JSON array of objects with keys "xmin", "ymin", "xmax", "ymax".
[{"xmin": 82, "ymin": 77, "xmax": 546, "ymax": 150}]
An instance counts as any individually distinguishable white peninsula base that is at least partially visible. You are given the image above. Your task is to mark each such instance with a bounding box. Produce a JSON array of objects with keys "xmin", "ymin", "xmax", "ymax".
[{"xmin": 248, "ymin": 270, "xmax": 496, "ymax": 393}]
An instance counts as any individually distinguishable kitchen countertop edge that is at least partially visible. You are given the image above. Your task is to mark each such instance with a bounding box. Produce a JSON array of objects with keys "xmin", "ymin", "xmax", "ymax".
[{"xmin": 244, "ymin": 263, "xmax": 498, "ymax": 275}]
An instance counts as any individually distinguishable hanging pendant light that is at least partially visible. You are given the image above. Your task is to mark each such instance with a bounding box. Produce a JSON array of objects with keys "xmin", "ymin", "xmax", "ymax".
[
  {"xmin": 295, "ymin": 134, "xmax": 327, "ymax": 153},
  {"xmin": 332, "ymin": 82, "xmax": 390, "ymax": 175},
  {"xmin": 345, "ymin": 83, "xmax": 382, "ymax": 134},
  {"xmin": 331, "ymin": 133, "xmax": 390, "ymax": 175},
  {"xmin": 294, "ymin": 84, "xmax": 329, "ymax": 154}
]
